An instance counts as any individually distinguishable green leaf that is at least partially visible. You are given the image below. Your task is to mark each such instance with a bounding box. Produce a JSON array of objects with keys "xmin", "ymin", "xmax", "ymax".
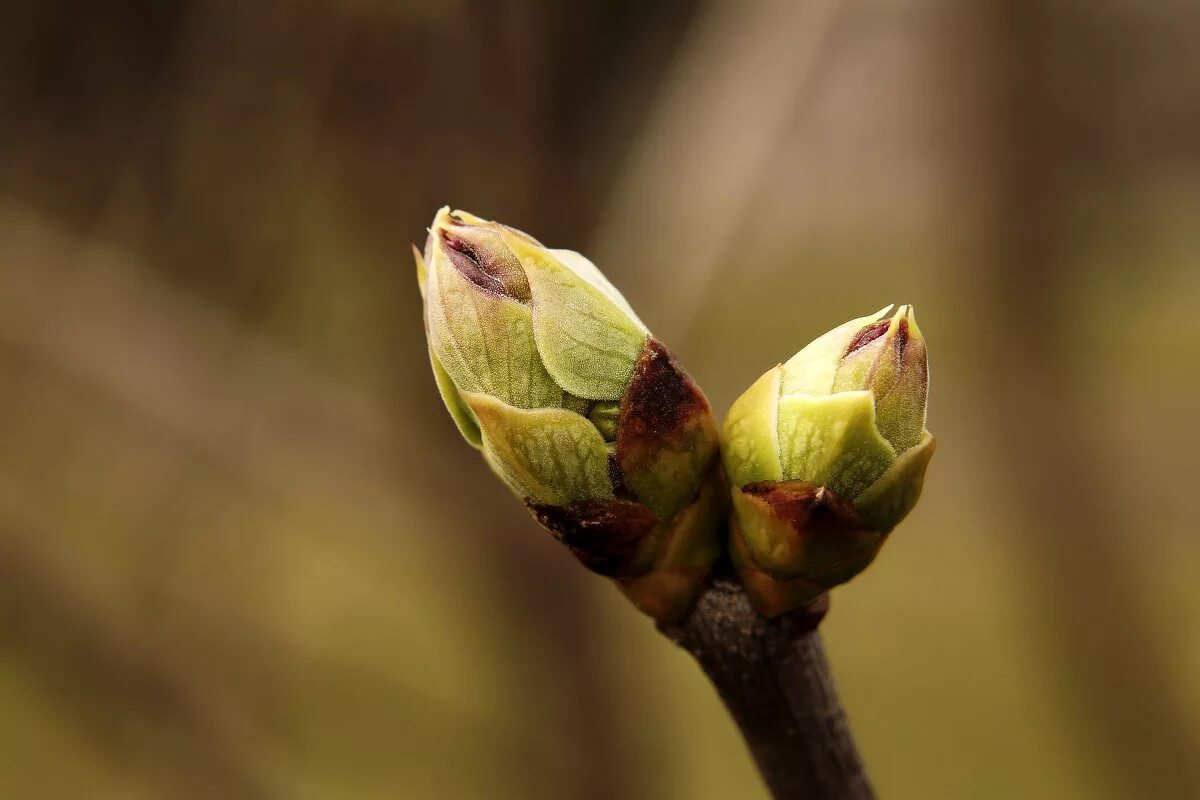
[
  {"xmin": 550, "ymin": 248, "xmax": 648, "ymax": 330},
  {"xmin": 730, "ymin": 486, "xmax": 807, "ymax": 577},
  {"xmin": 869, "ymin": 311, "xmax": 928, "ymax": 454},
  {"xmin": 465, "ymin": 393, "xmax": 613, "ymax": 505},
  {"xmin": 780, "ymin": 306, "xmax": 892, "ymax": 395},
  {"xmin": 504, "ymin": 231, "xmax": 647, "ymax": 401},
  {"xmin": 418, "ymin": 245, "xmax": 482, "ymax": 446},
  {"xmin": 413, "ymin": 245, "xmax": 429, "ymax": 298},
  {"xmin": 776, "ymin": 391, "xmax": 897, "ymax": 500},
  {"xmin": 429, "ymin": 346, "xmax": 482, "ymax": 447},
  {"xmin": 426, "ymin": 255, "xmax": 563, "ymax": 409},
  {"xmin": 854, "ymin": 430, "xmax": 935, "ymax": 530},
  {"xmin": 720, "ymin": 367, "xmax": 784, "ymax": 487}
]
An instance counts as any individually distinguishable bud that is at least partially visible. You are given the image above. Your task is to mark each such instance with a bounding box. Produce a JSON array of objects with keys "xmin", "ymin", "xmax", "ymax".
[
  {"xmin": 721, "ymin": 305, "xmax": 935, "ymax": 616},
  {"xmin": 416, "ymin": 208, "xmax": 722, "ymax": 620}
]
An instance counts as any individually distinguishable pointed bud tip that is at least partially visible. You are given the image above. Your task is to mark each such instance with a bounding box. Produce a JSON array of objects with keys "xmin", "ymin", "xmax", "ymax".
[
  {"xmin": 900, "ymin": 304, "xmax": 924, "ymax": 343},
  {"xmin": 427, "ymin": 207, "xmax": 532, "ymax": 302},
  {"xmin": 889, "ymin": 303, "xmax": 923, "ymax": 335}
]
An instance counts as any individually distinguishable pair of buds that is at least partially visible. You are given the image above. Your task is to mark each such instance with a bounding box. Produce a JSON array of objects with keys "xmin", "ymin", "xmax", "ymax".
[{"xmin": 416, "ymin": 208, "xmax": 934, "ymax": 621}]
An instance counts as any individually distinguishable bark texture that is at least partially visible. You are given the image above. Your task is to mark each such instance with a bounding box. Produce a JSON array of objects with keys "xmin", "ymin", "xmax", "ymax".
[{"xmin": 659, "ymin": 578, "xmax": 874, "ymax": 800}]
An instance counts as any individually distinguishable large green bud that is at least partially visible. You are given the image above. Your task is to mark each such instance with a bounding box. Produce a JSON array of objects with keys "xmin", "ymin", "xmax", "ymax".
[
  {"xmin": 721, "ymin": 305, "xmax": 935, "ymax": 616},
  {"xmin": 416, "ymin": 208, "xmax": 722, "ymax": 621}
]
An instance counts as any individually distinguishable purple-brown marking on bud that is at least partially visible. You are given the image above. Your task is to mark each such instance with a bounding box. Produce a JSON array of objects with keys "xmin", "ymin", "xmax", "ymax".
[
  {"xmin": 617, "ymin": 339, "xmax": 710, "ymax": 453},
  {"xmin": 607, "ymin": 454, "xmax": 637, "ymax": 501},
  {"xmin": 742, "ymin": 482, "xmax": 872, "ymax": 541},
  {"xmin": 844, "ymin": 319, "xmax": 891, "ymax": 356},
  {"xmin": 877, "ymin": 317, "xmax": 916, "ymax": 388},
  {"xmin": 869, "ymin": 313, "xmax": 928, "ymax": 454},
  {"xmin": 440, "ymin": 230, "xmax": 505, "ymax": 295},
  {"xmin": 529, "ymin": 499, "xmax": 658, "ymax": 577},
  {"xmin": 868, "ymin": 316, "xmax": 910, "ymax": 387},
  {"xmin": 614, "ymin": 338, "xmax": 718, "ymax": 520},
  {"xmin": 438, "ymin": 225, "xmax": 532, "ymax": 302},
  {"xmin": 892, "ymin": 316, "xmax": 909, "ymax": 356}
]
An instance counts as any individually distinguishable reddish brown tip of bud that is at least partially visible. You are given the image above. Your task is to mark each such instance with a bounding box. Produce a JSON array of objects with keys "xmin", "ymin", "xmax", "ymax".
[
  {"xmin": 614, "ymin": 339, "xmax": 718, "ymax": 519},
  {"xmin": 618, "ymin": 340, "xmax": 711, "ymax": 458},
  {"xmin": 530, "ymin": 499, "xmax": 658, "ymax": 578},
  {"xmin": 440, "ymin": 229, "xmax": 506, "ymax": 294},
  {"xmin": 844, "ymin": 319, "xmax": 891, "ymax": 355},
  {"xmin": 893, "ymin": 316, "xmax": 909, "ymax": 355},
  {"xmin": 438, "ymin": 227, "xmax": 531, "ymax": 302}
]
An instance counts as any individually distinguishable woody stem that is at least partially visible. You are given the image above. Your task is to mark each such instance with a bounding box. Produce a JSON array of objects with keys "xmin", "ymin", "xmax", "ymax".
[{"xmin": 658, "ymin": 576, "xmax": 875, "ymax": 800}]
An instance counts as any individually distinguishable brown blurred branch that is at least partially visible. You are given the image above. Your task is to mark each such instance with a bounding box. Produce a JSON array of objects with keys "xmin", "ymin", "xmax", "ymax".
[
  {"xmin": 660, "ymin": 578, "xmax": 874, "ymax": 800},
  {"xmin": 483, "ymin": 522, "xmax": 633, "ymax": 800},
  {"xmin": 591, "ymin": 0, "xmax": 846, "ymax": 343},
  {"xmin": 976, "ymin": 1, "xmax": 1200, "ymax": 796},
  {"xmin": 0, "ymin": 531, "xmax": 273, "ymax": 800}
]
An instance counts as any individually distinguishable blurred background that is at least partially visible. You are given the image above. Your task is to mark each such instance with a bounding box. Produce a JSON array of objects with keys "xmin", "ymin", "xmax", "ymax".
[{"xmin": 1, "ymin": 1, "xmax": 1198, "ymax": 797}]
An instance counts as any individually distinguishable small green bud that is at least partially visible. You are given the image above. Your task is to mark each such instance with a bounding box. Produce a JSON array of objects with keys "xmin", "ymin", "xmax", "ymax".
[
  {"xmin": 587, "ymin": 401, "xmax": 621, "ymax": 442},
  {"xmin": 721, "ymin": 305, "xmax": 935, "ymax": 616},
  {"xmin": 417, "ymin": 208, "xmax": 722, "ymax": 620}
]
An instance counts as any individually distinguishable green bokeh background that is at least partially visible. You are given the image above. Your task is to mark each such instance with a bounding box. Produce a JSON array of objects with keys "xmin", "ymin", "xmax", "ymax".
[{"xmin": 1, "ymin": 2, "xmax": 1197, "ymax": 798}]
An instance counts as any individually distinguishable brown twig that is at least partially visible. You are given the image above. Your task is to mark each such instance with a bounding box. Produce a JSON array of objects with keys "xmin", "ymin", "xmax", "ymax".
[{"xmin": 659, "ymin": 576, "xmax": 875, "ymax": 800}]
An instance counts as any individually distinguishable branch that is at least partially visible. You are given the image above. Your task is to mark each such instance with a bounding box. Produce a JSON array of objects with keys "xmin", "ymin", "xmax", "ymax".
[{"xmin": 659, "ymin": 577, "xmax": 875, "ymax": 800}]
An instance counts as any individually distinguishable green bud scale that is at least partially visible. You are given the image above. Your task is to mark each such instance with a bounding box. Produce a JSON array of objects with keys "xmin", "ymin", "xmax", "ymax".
[
  {"xmin": 721, "ymin": 306, "xmax": 935, "ymax": 616},
  {"xmin": 416, "ymin": 208, "xmax": 722, "ymax": 621}
]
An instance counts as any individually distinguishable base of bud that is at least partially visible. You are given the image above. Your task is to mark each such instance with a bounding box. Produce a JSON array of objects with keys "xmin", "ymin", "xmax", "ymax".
[
  {"xmin": 616, "ymin": 567, "xmax": 712, "ymax": 622},
  {"xmin": 615, "ymin": 467, "xmax": 727, "ymax": 621},
  {"xmin": 729, "ymin": 525, "xmax": 828, "ymax": 617}
]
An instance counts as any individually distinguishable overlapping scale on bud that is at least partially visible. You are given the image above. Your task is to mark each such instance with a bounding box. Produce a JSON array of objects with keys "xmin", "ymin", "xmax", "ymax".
[
  {"xmin": 416, "ymin": 208, "xmax": 722, "ymax": 620},
  {"xmin": 721, "ymin": 305, "xmax": 935, "ymax": 616}
]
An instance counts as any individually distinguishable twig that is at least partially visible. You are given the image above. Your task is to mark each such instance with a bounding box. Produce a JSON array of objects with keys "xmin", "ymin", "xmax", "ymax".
[{"xmin": 659, "ymin": 576, "xmax": 875, "ymax": 800}]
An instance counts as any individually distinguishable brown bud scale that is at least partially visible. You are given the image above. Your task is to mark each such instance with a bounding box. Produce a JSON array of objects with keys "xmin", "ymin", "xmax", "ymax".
[
  {"xmin": 529, "ymin": 499, "xmax": 658, "ymax": 578},
  {"xmin": 741, "ymin": 482, "xmax": 873, "ymax": 541},
  {"xmin": 619, "ymin": 340, "xmax": 707, "ymax": 444}
]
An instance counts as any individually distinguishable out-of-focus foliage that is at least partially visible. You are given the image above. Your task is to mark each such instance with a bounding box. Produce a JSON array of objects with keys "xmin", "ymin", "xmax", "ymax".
[{"xmin": 1, "ymin": 1, "xmax": 1198, "ymax": 799}]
